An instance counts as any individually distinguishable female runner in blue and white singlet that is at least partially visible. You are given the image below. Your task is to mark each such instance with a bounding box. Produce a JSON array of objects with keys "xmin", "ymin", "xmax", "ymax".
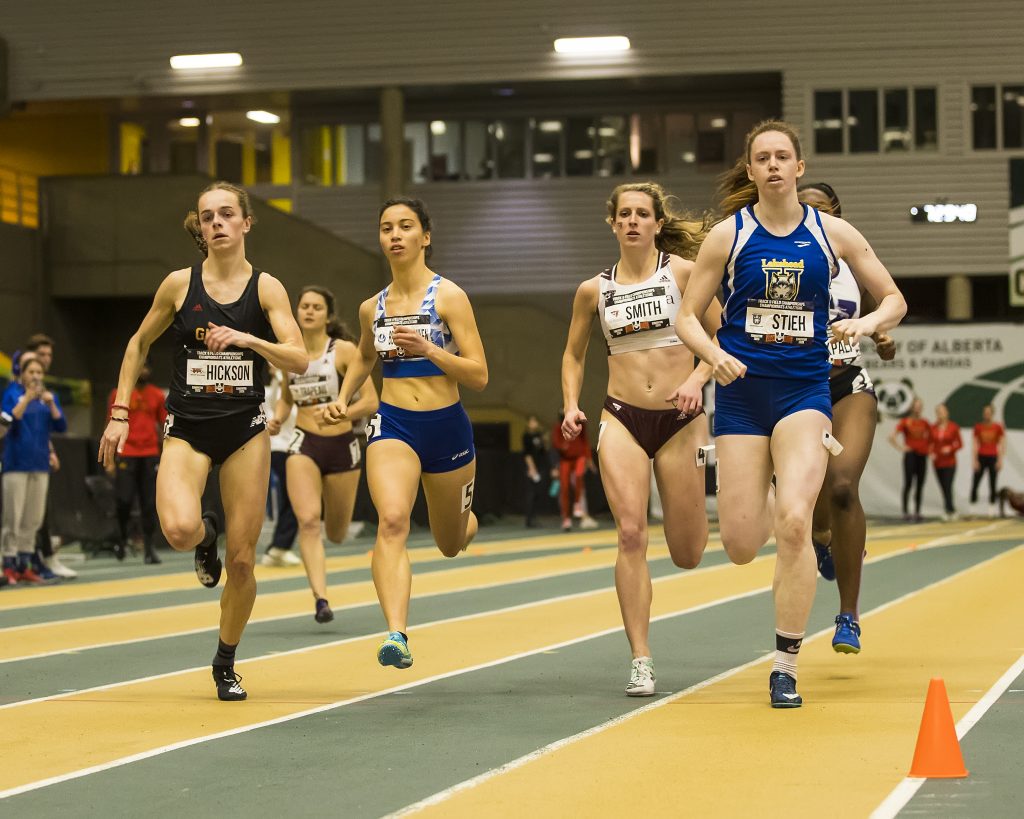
[
  {"xmin": 677, "ymin": 121, "xmax": 906, "ymax": 708},
  {"xmin": 323, "ymin": 197, "xmax": 487, "ymax": 670},
  {"xmin": 798, "ymin": 182, "xmax": 896, "ymax": 658}
]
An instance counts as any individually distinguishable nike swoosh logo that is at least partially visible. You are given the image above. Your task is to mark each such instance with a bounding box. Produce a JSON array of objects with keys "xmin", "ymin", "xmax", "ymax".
[
  {"xmin": 795, "ymin": 240, "xmax": 811, "ymax": 247},
  {"xmin": 783, "ymin": 693, "xmax": 800, "ymax": 700}
]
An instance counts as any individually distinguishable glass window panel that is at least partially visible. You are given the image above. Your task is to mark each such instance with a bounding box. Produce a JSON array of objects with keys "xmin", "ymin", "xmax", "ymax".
[
  {"xmin": 664, "ymin": 113, "xmax": 697, "ymax": 172},
  {"xmin": 972, "ymin": 86, "xmax": 997, "ymax": 150},
  {"xmin": 464, "ymin": 120, "xmax": 490, "ymax": 179},
  {"xmin": 565, "ymin": 117, "xmax": 594, "ymax": 176},
  {"xmin": 365, "ymin": 124, "xmax": 382, "ymax": 184},
  {"xmin": 696, "ymin": 114, "xmax": 728, "ymax": 165},
  {"xmin": 490, "ymin": 120, "xmax": 525, "ymax": 178},
  {"xmin": 301, "ymin": 125, "xmax": 330, "ymax": 186},
  {"xmin": 214, "ymin": 140, "xmax": 243, "ymax": 183},
  {"xmin": 631, "ymin": 114, "xmax": 659, "ymax": 174},
  {"xmin": 428, "ymin": 120, "xmax": 462, "ymax": 181},
  {"xmin": 813, "ymin": 91, "xmax": 843, "ymax": 153},
  {"xmin": 336, "ymin": 125, "xmax": 365, "ymax": 186},
  {"xmin": 883, "ymin": 89, "xmax": 910, "ymax": 152},
  {"xmin": 531, "ymin": 117, "xmax": 563, "ymax": 178},
  {"xmin": 1002, "ymin": 85, "xmax": 1024, "ymax": 149},
  {"xmin": 405, "ymin": 122, "xmax": 429, "ymax": 183},
  {"xmin": 848, "ymin": 90, "xmax": 879, "ymax": 153},
  {"xmin": 914, "ymin": 88, "xmax": 938, "ymax": 151},
  {"xmin": 595, "ymin": 115, "xmax": 628, "ymax": 177},
  {"xmin": 254, "ymin": 143, "xmax": 272, "ymax": 184}
]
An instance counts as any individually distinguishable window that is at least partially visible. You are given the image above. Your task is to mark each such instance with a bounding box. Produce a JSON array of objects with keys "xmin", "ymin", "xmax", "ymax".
[
  {"xmin": 883, "ymin": 89, "xmax": 910, "ymax": 152},
  {"xmin": 696, "ymin": 114, "xmax": 728, "ymax": 164},
  {"xmin": 464, "ymin": 121, "xmax": 490, "ymax": 179},
  {"xmin": 490, "ymin": 120, "xmax": 526, "ymax": 179},
  {"xmin": 914, "ymin": 88, "xmax": 938, "ymax": 150},
  {"xmin": 814, "ymin": 87, "xmax": 937, "ymax": 154},
  {"xmin": 630, "ymin": 114, "xmax": 660, "ymax": 173},
  {"xmin": 664, "ymin": 113, "xmax": 698, "ymax": 172},
  {"xmin": 972, "ymin": 86, "xmax": 997, "ymax": 149},
  {"xmin": 595, "ymin": 116, "xmax": 629, "ymax": 176},
  {"xmin": 848, "ymin": 90, "xmax": 878, "ymax": 153},
  {"xmin": 813, "ymin": 91, "xmax": 843, "ymax": 153},
  {"xmin": 531, "ymin": 118, "xmax": 563, "ymax": 178},
  {"xmin": 428, "ymin": 120, "xmax": 462, "ymax": 181},
  {"xmin": 1003, "ymin": 86, "xmax": 1024, "ymax": 149}
]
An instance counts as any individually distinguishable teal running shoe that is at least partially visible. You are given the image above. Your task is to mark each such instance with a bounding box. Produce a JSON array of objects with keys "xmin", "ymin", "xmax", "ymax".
[
  {"xmin": 378, "ymin": 631, "xmax": 413, "ymax": 668},
  {"xmin": 832, "ymin": 613, "xmax": 862, "ymax": 654}
]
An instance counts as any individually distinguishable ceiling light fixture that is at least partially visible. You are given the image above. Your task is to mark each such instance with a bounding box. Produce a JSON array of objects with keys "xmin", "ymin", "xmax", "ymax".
[
  {"xmin": 553, "ymin": 36, "xmax": 630, "ymax": 55},
  {"xmin": 178, "ymin": 117, "xmax": 201, "ymax": 128},
  {"xmin": 246, "ymin": 110, "xmax": 280, "ymax": 124},
  {"xmin": 170, "ymin": 53, "xmax": 243, "ymax": 70}
]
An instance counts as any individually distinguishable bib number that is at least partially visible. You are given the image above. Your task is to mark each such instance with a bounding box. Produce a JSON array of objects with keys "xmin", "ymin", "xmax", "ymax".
[
  {"xmin": 365, "ymin": 413, "xmax": 383, "ymax": 440},
  {"xmin": 461, "ymin": 479, "xmax": 475, "ymax": 513},
  {"xmin": 185, "ymin": 351, "xmax": 254, "ymax": 394},
  {"xmin": 349, "ymin": 439, "xmax": 362, "ymax": 466},
  {"xmin": 287, "ymin": 429, "xmax": 306, "ymax": 455},
  {"xmin": 745, "ymin": 299, "xmax": 814, "ymax": 345},
  {"xmin": 827, "ymin": 339, "xmax": 861, "ymax": 365},
  {"xmin": 603, "ymin": 287, "xmax": 672, "ymax": 338}
]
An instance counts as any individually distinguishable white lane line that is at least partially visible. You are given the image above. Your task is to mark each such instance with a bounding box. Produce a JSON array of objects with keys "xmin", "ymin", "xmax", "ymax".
[
  {"xmin": 870, "ymin": 651, "xmax": 1024, "ymax": 819},
  {"xmin": 391, "ymin": 543, "xmax": 1023, "ymax": 817},
  {"xmin": 0, "ymin": 522, "xmax": 978, "ymax": 663},
  {"xmin": 2, "ymin": 534, "xmax": 1016, "ymax": 803},
  {"xmin": 0, "ymin": 573, "xmax": 775, "ymax": 800}
]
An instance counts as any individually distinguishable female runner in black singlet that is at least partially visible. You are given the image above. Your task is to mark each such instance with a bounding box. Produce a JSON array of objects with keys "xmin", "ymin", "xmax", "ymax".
[{"xmin": 98, "ymin": 181, "xmax": 307, "ymax": 701}]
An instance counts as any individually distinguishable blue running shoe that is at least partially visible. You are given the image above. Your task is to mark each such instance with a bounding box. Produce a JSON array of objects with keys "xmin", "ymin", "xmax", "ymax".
[
  {"xmin": 832, "ymin": 613, "xmax": 862, "ymax": 654},
  {"xmin": 769, "ymin": 671, "xmax": 802, "ymax": 708},
  {"xmin": 813, "ymin": 538, "xmax": 835, "ymax": 581},
  {"xmin": 378, "ymin": 632, "xmax": 413, "ymax": 669}
]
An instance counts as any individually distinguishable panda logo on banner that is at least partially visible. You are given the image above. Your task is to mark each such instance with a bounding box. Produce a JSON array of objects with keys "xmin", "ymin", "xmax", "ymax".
[{"xmin": 875, "ymin": 378, "xmax": 916, "ymax": 419}]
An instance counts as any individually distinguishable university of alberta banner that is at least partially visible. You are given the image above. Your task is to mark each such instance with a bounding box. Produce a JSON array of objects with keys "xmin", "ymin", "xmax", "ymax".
[{"xmin": 859, "ymin": 323, "xmax": 1024, "ymax": 518}]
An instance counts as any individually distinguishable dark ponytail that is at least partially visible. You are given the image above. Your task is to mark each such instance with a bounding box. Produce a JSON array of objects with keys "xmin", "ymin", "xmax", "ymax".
[{"xmin": 797, "ymin": 181, "xmax": 842, "ymax": 218}]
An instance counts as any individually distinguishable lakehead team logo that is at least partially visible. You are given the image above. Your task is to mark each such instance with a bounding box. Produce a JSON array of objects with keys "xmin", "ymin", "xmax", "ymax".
[{"xmin": 762, "ymin": 258, "xmax": 804, "ymax": 301}]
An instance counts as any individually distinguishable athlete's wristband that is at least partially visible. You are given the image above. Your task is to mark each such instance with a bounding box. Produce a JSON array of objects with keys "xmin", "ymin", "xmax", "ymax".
[
  {"xmin": 110, "ymin": 403, "xmax": 130, "ymax": 412},
  {"xmin": 108, "ymin": 416, "xmax": 129, "ymax": 424}
]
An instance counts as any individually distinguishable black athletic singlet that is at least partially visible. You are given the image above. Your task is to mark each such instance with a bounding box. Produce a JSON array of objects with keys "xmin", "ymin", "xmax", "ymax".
[{"xmin": 166, "ymin": 264, "xmax": 274, "ymax": 420}]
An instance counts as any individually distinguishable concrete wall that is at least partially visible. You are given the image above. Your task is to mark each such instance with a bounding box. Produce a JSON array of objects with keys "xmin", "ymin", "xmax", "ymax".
[{"xmin": 0, "ymin": 221, "xmax": 43, "ymax": 357}]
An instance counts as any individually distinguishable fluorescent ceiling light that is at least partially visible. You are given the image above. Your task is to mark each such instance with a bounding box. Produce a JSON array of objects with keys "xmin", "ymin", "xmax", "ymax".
[
  {"xmin": 554, "ymin": 36, "xmax": 630, "ymax": 55},
  {"xmin": 170, "ymin": 53, "xmax": 243, "ymax": 70},
  {"xmin": 710, "ymin": 117, "xmax": 727, "ymax": 129},
  {"xmin": 539, "ymin": 121, "xmax": 563, "ymax": 133},
  {"xmin": 178, "ymin": 117, "xmax": 200, "ymax": 128},
  {"xmin": 246, "ymin": 110, "xmax": 280, "ymax": 124},
  {"xmin": 430, "ymin": 120, "xmax": 447, "ymax": 136}
]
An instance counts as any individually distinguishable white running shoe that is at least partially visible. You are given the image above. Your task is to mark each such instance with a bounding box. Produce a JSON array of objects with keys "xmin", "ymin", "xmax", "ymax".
[
  {"xmin": 261, "ymin": 547, "xmax": 301, "ymax": 567},
  {"xmin": 44, "ymin": 555, "xmax": 78, "ymax": 579},
  {"xmin": 343, "ymin": 520, "xmax": 366, "ymax": 542},
  {"xmin": 579, "ymin": 516, "xmax": 599, "ymax": 530},
  {"xmin": 625, "ymin": 656, "xmax": 656, "ymax": 697}
]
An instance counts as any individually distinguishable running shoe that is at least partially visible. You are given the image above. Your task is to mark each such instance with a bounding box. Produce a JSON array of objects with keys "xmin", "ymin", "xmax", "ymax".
[
  {"xmin": 194, "ymin": 510, "xmax": 222, "ymax": 588},
  {"xmin": 377, "ymin": 631, "xmax": 413, "ymax": 669},
  {"xmin": 832, "ymin": 613, "xmax": 862, "ymax": 654},
  {"xmin": 2, "ymin": 567, "xmax": 18, "ymax": 586},
  {"xmin": 212, "ymin": 665, "xmax": 247, "ymax": 701},
  {"xmin": 30, "ymin": 553, "xmax": 59, "ymax": 583},
  {"xmin": 261, "ymin": 546, "xmax": 302, "ymax": 567},
  {"xmin": 17, "ymin": 565, "xmax": 47, "ymax": 584},
  {"xmin": 769, "ymin": 671, "xmax": 802, "ymax": 708},
  {"xmin": 45, "ymin": 555, "xmax": 78, "ymax": 578},
  {"xmin": 314, "ymin": 598, "xmax": 334, "ymax": 624},
  {"xmin": 561, "ymin": 518, "xmax": 573, "ymax": 532},
  {"xmin": 579, "ymin": 516, "xmax": 599, "ymax": 530},
  {"xmin": 812, "ymin": 538, "xmax": 835, "ymax": 581},
  {"xmin": 625, "ymin": 657, "xmax": 656, "ymax": 697}
]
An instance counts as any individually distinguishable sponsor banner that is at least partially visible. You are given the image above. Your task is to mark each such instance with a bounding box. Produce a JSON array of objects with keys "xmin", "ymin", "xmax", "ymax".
[{"xmin": 860, "ymin": 323, "xmax": 1024, "ymax": 517}]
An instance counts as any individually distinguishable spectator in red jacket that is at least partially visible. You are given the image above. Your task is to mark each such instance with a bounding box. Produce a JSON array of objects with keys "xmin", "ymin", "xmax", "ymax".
[
  {"xmin": 930, "ymin": 403, "xmax": 962, "ymax": 521},
  {"xmin": 888, "ymin": 398, "xmax": 932, "ymax": 521},
  {"xmin": 106, "ymin": 362, "xmax": 167, "ymax": 563},
  {"xmin": 551, "ymin": 411, "xmax": 597, "ymax": 531},
  {"xmin": 971, "ymin": 404, "xmax": 1005, "ymax": 514}
]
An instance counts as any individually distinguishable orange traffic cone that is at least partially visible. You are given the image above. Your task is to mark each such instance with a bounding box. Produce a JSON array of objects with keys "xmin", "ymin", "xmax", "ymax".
[{"xmin": 908, "ymin": 677, "xmax": 968, "ymax": 778}]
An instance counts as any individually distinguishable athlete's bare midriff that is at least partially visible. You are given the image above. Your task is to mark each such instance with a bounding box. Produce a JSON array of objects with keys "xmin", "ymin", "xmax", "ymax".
[
  {"xmin": 606, "ymin": 343, "xmax": 697, "ymax": 410},
  {"xmin": 296, "ymin": 405, "xmax": 352, "ymax": 436},
  {"xmin": 381, "ymin": 374, "xmax": 460, "ymax": 411}
]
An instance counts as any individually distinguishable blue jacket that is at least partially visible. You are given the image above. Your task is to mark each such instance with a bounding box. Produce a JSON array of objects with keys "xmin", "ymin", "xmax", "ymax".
[{"xmin": 1, "ymin": 382, "xmax": 67, "ymax": 472}]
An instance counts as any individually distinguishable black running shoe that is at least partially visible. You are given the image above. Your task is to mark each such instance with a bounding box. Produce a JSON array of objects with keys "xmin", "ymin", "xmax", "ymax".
[
  {"xmin": 769, "ymin": 671, "xmax": 802, "ymax": 708},
  {"xmin": 194, "ymin": 510, "xmax": 222, "ymax": 588},
  {"xmin": 212, "ymin": 665, "xmax": 247, "ymax": 701},
  {"xmin": 315, "ymin": 598, "xmax": 334, "ymax": 624}
]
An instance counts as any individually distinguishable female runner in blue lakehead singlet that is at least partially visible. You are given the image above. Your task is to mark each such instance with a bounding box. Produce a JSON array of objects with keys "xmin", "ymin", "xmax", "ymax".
[
  {"xmin": 677, "ymin": 121, "xmax": 907, "ymax": 708},
  {"xmin": 322, "ymin": 197, "xmax": 488, "ymax": 670}
]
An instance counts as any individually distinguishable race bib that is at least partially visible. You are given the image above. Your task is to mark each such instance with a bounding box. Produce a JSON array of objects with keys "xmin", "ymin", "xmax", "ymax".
[
  {"xmin": 603, "ymin": 287, "xmax": 673, "ymax": 338},
  {"xmin": 287, "ymin": 429, "xmax": 306, "ymax": 455},
  {"xmin": 185, "ymin": 350, "xmax": 255, "ymax": 395},
  {"xmin": 374, "ymin": 314, "xmax": 432, "ymax": 361},
  {"xmin": 745, "ymin": 299, "xmax": 814, "ymax": 345},
  {"xmin": 827, "ymin": 338, "xmax": 861, "ymax": 366},
  {"xmin": 290, "ymin": 374, "xmax": 334, "ymax": 407},
  {"xmin": 365, "ymin": 413, "xmax": 382, "ymax": 440}
]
